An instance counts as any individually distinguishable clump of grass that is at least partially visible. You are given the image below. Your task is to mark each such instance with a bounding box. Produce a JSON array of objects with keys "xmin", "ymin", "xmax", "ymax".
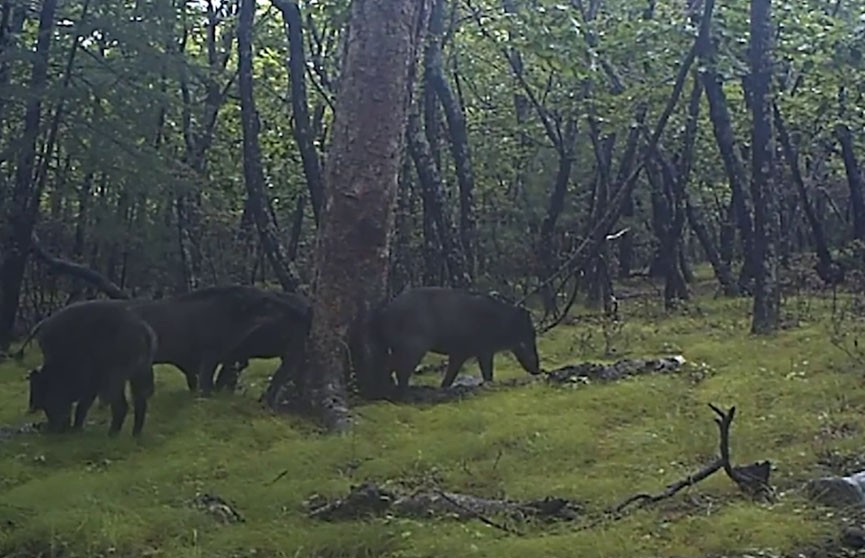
[{"xmin": 0, "ymin": 272, "xmax": 862, "ymax": 557}]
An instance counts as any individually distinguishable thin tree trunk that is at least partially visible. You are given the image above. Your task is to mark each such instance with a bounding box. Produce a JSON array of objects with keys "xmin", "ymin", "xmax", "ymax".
[
  {"xmin": 407, "ymin": 105, "xmax": 471, "ymax": 287},
  {"xmin": 835, "ymin": 121, "xmax": 865, "ymax": 241},
  {"xmin": 653, "ymin": 153, "xmax": 690, "ymax": 307},
  {"xmin": 678, "ymin": 74, "xmax": 737, "ymax": 295},
  {"xmin": 425, "ymin": 0, "xmax": 476, "ymax": 280},
  {"xmin": 0, "ymin": 0, "xmax": 57, "ymax": 350},
  {"xmin": 238, "ymin": 0, "xmax": 299, "ymax": 292},
  {"xmin": 696, "ymin": 0, "xmax": 756, "ymax": 293},
  {"xmin": 538, "ymin": 120, "xmax": 577, "ymax": 312},
  {"xmin": 748, "ymin": 0, "xmax": 780, "ymax": 334},
  {"xmin": 774, "ymin": 103, "xmax": 840, "ymax": 283},
  {"xmin": 616, "ymin": 103, "xmax": 648, "ymax": 279},
  {"xmin": 287, "ymin": 194, "xmax": 305, "ymax": 262},
  {"xmin": 177, "ymin": 0, "xmax": 236, "ymax": 290},
  {"xmin": 274, "ymin": 0, "xmax": 324, "ymax": 224}
]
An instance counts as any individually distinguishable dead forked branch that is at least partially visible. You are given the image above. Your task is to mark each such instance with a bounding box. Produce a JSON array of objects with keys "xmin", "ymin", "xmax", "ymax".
[
  {"xmin": 614, "ymin": 404, "xmax": 773, "ymax": 513},
  {"xmin": 709, "ymin": 404, "xmax": 774, "ymax": 499},
  {"xmin": 613, "ymin": 457, "xmax": 723, "ymax": 513}
]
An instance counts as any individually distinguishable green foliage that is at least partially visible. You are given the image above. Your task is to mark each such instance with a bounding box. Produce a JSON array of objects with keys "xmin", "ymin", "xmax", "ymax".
[{"xmin": 0, "ymin": 275, "xmax": 860, "ymax": 557}]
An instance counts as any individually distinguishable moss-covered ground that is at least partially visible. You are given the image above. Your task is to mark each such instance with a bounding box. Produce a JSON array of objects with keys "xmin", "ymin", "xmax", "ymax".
[{"xmin": 2, "ymin": 268, "xmax": 863, "ymax": 557}]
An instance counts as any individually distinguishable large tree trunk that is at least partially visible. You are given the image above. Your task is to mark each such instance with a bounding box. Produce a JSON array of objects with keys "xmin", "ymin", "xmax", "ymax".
[
  {"xmin": 748, "ymin": 0, "xmax": 780, "ymax": 334},
  {"xmin": 238, "ymin": 0, "xmax": 299, "ymax": 293},
  {"xmin": 0, "ymin": 0, "xmax": 57, "ymax": 351},
  {"xmin": 273, "ymin": 0, "xmax": 430, "ymax": 430}
]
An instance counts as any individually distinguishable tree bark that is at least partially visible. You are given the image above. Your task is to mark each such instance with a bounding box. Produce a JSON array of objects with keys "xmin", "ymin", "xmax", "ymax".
[
  {"xmin": 276, "ymin": 0, "xmax": 431, "ymax": 429},
  {"xmin": 0, "ymin": 0, "xmax": 57, "ymax": 351},
  {"xmin": 274, "ymin": 0, "xmax": 325, "ymax": 224},
  {"xmin": 238, "ymin": 0, "xmax": 300, "ymax": 292},
  {"xmin": 748, "ymin": 0, "xmax": 780, "ymax": 334}
]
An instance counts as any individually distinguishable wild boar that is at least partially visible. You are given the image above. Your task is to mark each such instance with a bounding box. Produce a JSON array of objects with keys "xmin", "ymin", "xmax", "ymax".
[
  {"xmin": 211, "ymin": 292, "xmax": 313, "ymax": 392},
  {"xmin": 125, "ymin": 285, "xmax": 302, "ymax": 394},
  {"xmin": 371, "ymin": 287, "xmax": 541, "ymax": 392},
  {"xmin": 21, "ymin": 299, "xmax": 157, "ymax": 437}
]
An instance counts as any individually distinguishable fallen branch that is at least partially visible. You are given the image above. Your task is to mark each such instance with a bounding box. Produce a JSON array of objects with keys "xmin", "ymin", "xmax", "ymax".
[
  {"xmin": 613, "ymin": 457, "xmax": 723, "ymax": 513},
  {"xmin": 306, "ymin": 482, "xmax": 582, "ymax": 526},
  {"xmin": 29, "ymin": 232, "xmax": 129, "ymax": 299}
]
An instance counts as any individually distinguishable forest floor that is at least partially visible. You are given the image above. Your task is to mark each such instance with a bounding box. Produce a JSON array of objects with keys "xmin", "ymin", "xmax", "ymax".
[{"xmin": 3, "ymin": 267, "xmax": 865, "ymax": 557}]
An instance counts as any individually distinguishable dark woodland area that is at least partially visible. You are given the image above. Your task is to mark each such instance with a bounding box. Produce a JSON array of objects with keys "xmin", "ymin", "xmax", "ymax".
[{"xmin": 4, "ymin": 0, "xmax": 865, "ymax": 556}]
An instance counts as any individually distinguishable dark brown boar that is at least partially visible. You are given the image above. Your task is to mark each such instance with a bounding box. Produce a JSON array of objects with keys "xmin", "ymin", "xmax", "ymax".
[
  {"xmin": 22, "ymin": 299, "xmax": 157, "ymax": 437},
  {"xmin": 125, "ymin": 285, "xmax": 300, "ymax": 394},
  {"xmin": 212, "ymin": 292, "xmax": 313, "ymax": 392},
  {"xmin": 371, "ymin": 287, "xmax": 542, "ymax": 393}
]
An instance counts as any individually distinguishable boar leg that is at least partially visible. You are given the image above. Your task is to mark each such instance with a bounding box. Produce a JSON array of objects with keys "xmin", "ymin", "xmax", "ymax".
[
  {"xmin": 107, "ymin": 389, "xmax": 129, "ymax": 437},
  {"xmin": 197, "ymin": 359, "xmax": 220, "ymax": 394},
  {"xmin": 184, "ymin": 371, "xmax": 198, "ymax": 392},
  {"xmin": 72, "ymin": 391, "xmax": 98, "ymax": 431},
  {"xmin": 44, "ymin": 403, "xmax": 72, "ymax": 434},
  {"xmin": 391, "ymin": 346, "xmax": 426, "ymax": 392},
  {"xmin": 478, "ymin": 352, "xmax": 494, "ymax": 383},
  {"xmin": 129, "ymin": 369, "xmax": 154, "ymax": 437},
  {"xmin": 441, "ymin": 354, "xmax": 470, "ymax": 388},
  {"xmin": 214, "ymin": 360, "xmax": 245, "ymax": 392}
]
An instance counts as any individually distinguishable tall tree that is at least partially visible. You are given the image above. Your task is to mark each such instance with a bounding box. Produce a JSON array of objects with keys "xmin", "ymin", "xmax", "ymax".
[
  {"xmin": 271, "ymin": 0, "xmax": 430, "ymax": 429},
  {"xmin": 748, "ymin": 0, "xmax": 780, "ymax": 334}
]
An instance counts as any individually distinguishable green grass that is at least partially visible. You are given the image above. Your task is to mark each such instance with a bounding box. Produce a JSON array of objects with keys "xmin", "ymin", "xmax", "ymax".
[{"xmin": 1, "ymin": 270, "xmax": 862, "ymax": 557}]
